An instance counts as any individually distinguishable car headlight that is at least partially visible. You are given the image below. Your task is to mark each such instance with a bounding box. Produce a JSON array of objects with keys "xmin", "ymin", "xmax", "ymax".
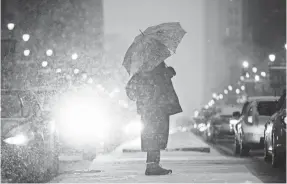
[
  {"xmin": 124, "ymin": 120, "xmax": 143, "ymax": 135},
  {"xmin": 283, "ymin": 116, "xmax": 286, "ymax": 124},
  {"xmin": 4, "ymin": 124, "xmax": 35, "ymax": 146},
  {"xmin": 4, "ymin": 134, "xmax": 30, "ymax": 145}
]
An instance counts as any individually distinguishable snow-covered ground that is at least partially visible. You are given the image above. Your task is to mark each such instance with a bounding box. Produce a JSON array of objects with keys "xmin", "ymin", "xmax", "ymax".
[{"xmin": 51, "ymin": 132, "xmax": 262, "ymax": 183}]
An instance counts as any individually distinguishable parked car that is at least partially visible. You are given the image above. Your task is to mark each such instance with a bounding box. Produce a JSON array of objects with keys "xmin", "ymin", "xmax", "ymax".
[
  {"xmin": 232, "ymin": 96, "xmax": 279, "ymax": 156},
  {"xmin": 264, "ymin": 91, "xmax": 286, "ymax": 168},
  {"xmin": 1, "ymin": 89, "xmax": 59, "ymax": 183}
]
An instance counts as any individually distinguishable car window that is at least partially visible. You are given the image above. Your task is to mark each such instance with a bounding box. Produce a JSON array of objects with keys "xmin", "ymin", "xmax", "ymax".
[
  {"xmin": 241, "ymin": 102, "xmax": 249, "ymax": 115},
  {"xmin": 247, "ymin": 105, "xmax": 253, "ymax": 116},
  {"xmin": 257, "ymin": 101, "xmax": 278, "ymax": 116},
  {"xmin": 1, "ymin": 93, "xmax": 22, "ymax": 118}
]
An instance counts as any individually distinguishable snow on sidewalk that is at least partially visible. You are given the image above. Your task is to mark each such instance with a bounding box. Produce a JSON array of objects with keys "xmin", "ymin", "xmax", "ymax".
[{"xmin": 118, "ymin": 132, "xmax": 212, "ymax": 152}]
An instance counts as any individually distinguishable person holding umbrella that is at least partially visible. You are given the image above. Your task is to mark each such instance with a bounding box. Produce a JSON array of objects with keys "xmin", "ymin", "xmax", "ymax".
[{"xmin": 123, "ymin": 22, "xmax": 186, "ymax": 175}]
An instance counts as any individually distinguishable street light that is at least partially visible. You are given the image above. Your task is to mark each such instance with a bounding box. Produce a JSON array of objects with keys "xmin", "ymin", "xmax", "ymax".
[
  {"xmin": 212, "ymin": 93, "xmax": 217, "ymax": 98},
  {"xmin": 71, "ymin": 53, "xmax": 78, "ymax": 60},
  {"xmin": 240, "ymin": 76, "xmax": 244, "ymax": 81},
  {"xmin": 194, "ymin": 110, "xmax": 199, "ymax": 118},
  {"xmin": 87, "ymin": 78, "xmax": 93, "ymax": 84},
  {"xmin": 204, "ymin": 105, "xmax": 209, "ymax": 109},
  {"xmin": 224, "ymin": 89, "xmax": 228, "ymax": 94},
  {"xmin": 246, "ymin": 73, "xmax": 250, "ymax": 78},
  {"xmin": 236, "ymin": 89, "xmax": 240, "ymax": 94},
  {"xmin": 82, "ymin": 73, "xmax": 88, "ymax": 80},
  {"xmin": 219, "ymin": 94, "xmax": 223, "ymax": 99},
  {"xmin": 261, "ymin": 71, "xmax": 266, "ymax": 77},
  {"xmin": 23, "ymin": 49, "xmax": 30, "ymax": 56},
  {"xmin": 7, "ymin": 23, "xmax": 15, "ymax": 30},
  {"xmin": 42, "ymin": 61, "xmax": 48, "ymax": 67},
  {"xmin": 285, "ymin": 44, "xmax": 287, "ymax": 50},
  {"xmin": 252, "ymin": 67, "xmax": 257, "ymax": 73},
  {"xmin": 242, "ymin": 61, "xmax": 249, "ymax": 68},
  {"xmin": 255, "ymin": 75, "xmax": 260, "ymax": 82},
  {"xmin": 241, "ymin": 85, "xmax": 245, "ymax": 91},
  {"xmin": 73, "ymin": 68, "xmax": 80, "ymax": 74},
  {"xmin": 228, "ymin": 85, "xmax": 233, "ymax": 91},
  {"xmin": 56, "ymin": 68, "xmax": 62, "ymax": 73},
  {"xmin": 22, "ymin": 34, "xmax": 30, "ymax": 42},
  {"xmin": 269, "ymin": 54, "xmax": 276, "ymax": 62},
  {"xmin": 46, "ymin": 49, "xmax": 53, "ymax": 56}
]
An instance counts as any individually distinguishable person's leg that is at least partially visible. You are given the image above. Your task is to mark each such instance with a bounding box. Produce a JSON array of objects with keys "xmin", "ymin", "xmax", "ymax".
[
  {"xmin": 146, "ymin": 150, "xmax": 160, "ymax": 164},
  {"xmin": 145, "ymin": 150, "xmax": 172, "ymax": 175}
]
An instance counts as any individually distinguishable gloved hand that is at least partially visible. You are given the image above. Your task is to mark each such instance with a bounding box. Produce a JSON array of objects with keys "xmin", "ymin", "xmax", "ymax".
[{"xmin": 166, "ymin": 66, "xmax": 176, "ymax": 78}]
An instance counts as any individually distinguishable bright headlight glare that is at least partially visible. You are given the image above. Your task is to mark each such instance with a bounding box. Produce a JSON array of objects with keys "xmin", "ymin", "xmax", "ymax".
[
  {"xmin": 4, "ymin": 134, "xmax": 29, "ymax": 145},
  {"xmin": 57, "ymin": 93, "xmax": 111, "ymax": 141},
  {"xmin": 124, "ymin": 121, "xmax": 143, "ymax": 135}
]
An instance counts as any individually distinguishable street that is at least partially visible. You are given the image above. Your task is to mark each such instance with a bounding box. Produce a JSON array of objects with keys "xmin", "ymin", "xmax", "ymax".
[{"xmin": 50, "ymin": 132, "xmax": 285, "ymax": 183}]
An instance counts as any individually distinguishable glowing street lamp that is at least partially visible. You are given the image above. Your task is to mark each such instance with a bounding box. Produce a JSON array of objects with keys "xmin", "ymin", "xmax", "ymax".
[
  {"xmin": 204, "ymin": 105, "xmax": 209, "ymax": 109},
  {"xmin": 82, "ymin": 73, "xmax": 88, "ymax": 80},
  {"xmin": 73, "ymin": 68, "xmax": 80, "ymax": 74},
  {"xmin": 219, "ymin": 94, "xmax": 223, "ymax": 99},
  {"xmin": 269, "ymin": 54, "xmax": 276, "ymax": 62},
  {"xmin": 56, "ymin": 68, "xmax": 62, "ymax": 73},
  {"xmin": 224, "ymin": 89, "xmax": 228, "ymax": 94},
  {"xmin": 255, "ymin": 75, "xmax": 260, "ymax": 82},
  {"xmin": 252, "ymin": 67, "xmax": 257, "ymax": 73},
  {"xmin": 246, "ymin": 73, "xmax": 250, "ymax": 78},
  {"xmin": 42, "ymin": 61, "xmax": 48, "ymax": 67},
  {"xmin": 22, "ymin": 34, "xmax": 30, "ymax": 42},
  {"xmin": 228, "ymin": 85, "xmax": 233, "ymax": 91},
  {"xmin": 46, "ymin": 49, "xmax": 53, "ymax": 56},
  {"xmin": 194, "ymin": 110, "xmax": 199, "ymax": 118},
  {"xmin": 87, "ymin": 78, "xmax": 93, "ymax": 84},
  {"xmin": 285, "ymin": 44, "xmax": 287, "ymax": 50},
  {"xmin": 242, "ymin": 61, "xmax": 249, "ymax": 68},
  {"xmin": 240, "ymin": 76, "xmax": 244, "ymax": 81},
  {"xmin": 23, "ymin": 49, "xmax": 30, "ymax": 56},
  {"xmin": 241, "ymin": 85, "xmax": 245, "ymax": 91},
  {"xmin": 71, "ymin": 53, "xmax": 78, "ymax": 60},
  {"xmin": 236, "ymin": 89, "xmax": 240, "ymax": 94},
  {"xmin": 212, "ymin": 93, "xmax": 217, "ymax": 98},
  {"xmin": 7, "ymin": 23, "xmax": 15, "ymax": 30},
  {"xmin": 261, "ymin": 71, "xmax": 266, "ymax": 77}
]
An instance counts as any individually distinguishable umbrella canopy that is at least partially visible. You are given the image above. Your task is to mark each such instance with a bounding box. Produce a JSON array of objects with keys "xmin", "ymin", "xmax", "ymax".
[{"xmin": 122, "ymin": 22, "xmax": 186, "ymax": 76}]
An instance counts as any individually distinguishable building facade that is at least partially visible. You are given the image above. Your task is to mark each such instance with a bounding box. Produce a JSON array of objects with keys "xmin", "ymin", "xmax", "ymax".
[
  {"xmin": 203, "ymin": 0, "xmax": 244, "ymax": 105},
  {"xmin": 1, "ymin": 0, "xmax": 104, "ymax": 89}
]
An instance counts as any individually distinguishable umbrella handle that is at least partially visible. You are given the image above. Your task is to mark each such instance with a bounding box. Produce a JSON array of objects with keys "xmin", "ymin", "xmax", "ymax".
[{"xmin": 139, "ymin": 29, "xmax": 145, "ymax": 36}]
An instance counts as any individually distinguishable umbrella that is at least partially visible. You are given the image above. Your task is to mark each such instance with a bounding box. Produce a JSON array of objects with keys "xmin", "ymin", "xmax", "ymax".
[{"xmin": 123, "ymin": 22, "xmax": 186, "ymax": 76}]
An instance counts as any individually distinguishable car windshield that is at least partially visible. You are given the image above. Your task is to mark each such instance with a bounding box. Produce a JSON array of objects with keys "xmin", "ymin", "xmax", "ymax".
[
  {"xmin": 257, "ymin": 101, "xmax": 278, "ymax": 116},
  {"xmin": 1, "ymin": 93, "xmax": 22, "ymax": 118}
]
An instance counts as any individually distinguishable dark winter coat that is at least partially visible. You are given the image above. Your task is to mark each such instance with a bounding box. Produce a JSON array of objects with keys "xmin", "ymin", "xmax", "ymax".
[{"xmin": 125, "ymin": 63, "xmax": 182, "ymax": 151}]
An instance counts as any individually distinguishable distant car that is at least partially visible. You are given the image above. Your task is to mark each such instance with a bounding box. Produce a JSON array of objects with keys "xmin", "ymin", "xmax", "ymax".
[
  {"xmin": 233, "ymin": 96, "xmax": 279, "ymax": 156},
  {"xmin": 205, "ymin": 115, "xmax": 234, "ymax": 143},
  {"xmin": 264, "ymin": 92, "xmax": 286, "ymax": 168},
  {"xmin": 1, "ymin": 89, "xmax": 59, "ymax": 183}
]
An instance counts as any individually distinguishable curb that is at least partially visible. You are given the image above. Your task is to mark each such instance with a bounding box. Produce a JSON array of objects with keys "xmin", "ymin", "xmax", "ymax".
[{"xmin": 122, "ymin": 147, "xmax": 210, "ymax": 153}]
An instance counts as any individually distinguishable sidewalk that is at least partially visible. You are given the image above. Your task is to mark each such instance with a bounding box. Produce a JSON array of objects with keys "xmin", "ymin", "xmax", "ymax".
[
  {"xmin": 120, "ymin": 131, "xmax": 211, "ymax": 153},
  {"xmin": 51, "ymin": 132, "xmax": 263, "ymax": 183}
]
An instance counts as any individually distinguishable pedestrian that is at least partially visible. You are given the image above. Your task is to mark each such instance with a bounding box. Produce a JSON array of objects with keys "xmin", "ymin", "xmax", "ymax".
[{"xmin": 126, "ymin": 61, "xmax": 182, "ymax": 175}]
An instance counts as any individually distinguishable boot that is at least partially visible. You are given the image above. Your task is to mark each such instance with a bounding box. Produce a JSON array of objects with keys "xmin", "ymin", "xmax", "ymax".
[{"xmin": 145, "ymin": 163, "xmax": 172, "ymax": 176}]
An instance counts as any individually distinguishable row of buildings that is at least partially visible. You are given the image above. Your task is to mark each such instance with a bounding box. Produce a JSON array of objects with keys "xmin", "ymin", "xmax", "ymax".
[{"xmin": 203, "ymin": 0, "xmax": 286, "ymax": 105}]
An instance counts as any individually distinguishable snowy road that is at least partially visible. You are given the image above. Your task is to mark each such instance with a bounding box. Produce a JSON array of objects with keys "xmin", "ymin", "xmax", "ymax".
[{"xmin": 50, "ymin": 132, "xmax": 282, "ymax": 183}]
